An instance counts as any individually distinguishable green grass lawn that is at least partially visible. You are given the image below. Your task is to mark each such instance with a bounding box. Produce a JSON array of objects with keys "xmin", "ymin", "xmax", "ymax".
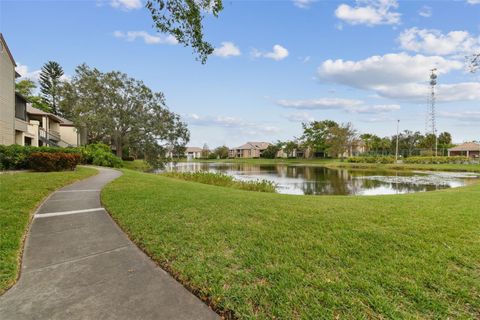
[
  {"xmin": 0, "ymin": 167, "xmax": 97, "ymax": 294},
  {"xmin": 102, "ymin": 169, "xmax": 480, "ymax": 319}
]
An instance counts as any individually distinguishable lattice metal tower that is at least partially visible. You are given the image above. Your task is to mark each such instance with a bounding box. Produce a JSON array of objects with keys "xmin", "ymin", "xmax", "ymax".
[
  {"xmin": 426, "ymin": 68, "xmax": 438, "ymax": 156},
  {"xmin": 426, "ymin": 68, "xmax": 437, "ymax": 135}
]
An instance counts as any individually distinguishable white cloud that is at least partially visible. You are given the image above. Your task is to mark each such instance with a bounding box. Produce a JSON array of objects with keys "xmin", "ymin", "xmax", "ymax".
[
  {"xmin": 15, "ymin": 64, "xmax": 70, "ymax": 83},
  {"xmin": 277, "ymin": 98, "xmax": 363, "ymax": 110},
  {"xmin": 293, "ymin": 0, "xmax": 314, "ymax": 9},
  {"xmin": 376, "ymin": 82, "xmax": 480, "ymax": 102},
  {"xmin": 317, "ymin": 53, "xmax": 480, "ymax": 102},
  {"xmin": 276, "ymin": 98, "xmax": 400, "ymax": 114},
  {"xmin": 439, "ymin": 110, "xmax": 480, "ymax": 123},
  {"xmin": 335, "ymin": 0, "xmax": 401, "ymax": 26},
  {"xmin": 398, "ymin": 28, "xmax": 479, "ymax": 56},
  {"xmin": 318, "ymin": 52, "xmax": 462, "ymax": 90},
  {"xmin": 184, "ymin": 114, "xmax": 281, "ymax": 136},
  {"xmin": 113, "ymin": 30, "xmax": 178, "ymax": 45},
  {"xmin": 467, "ymin": 0, "xmax": 480, "ymax": 4},
  {"xmin": 418, "ymin": 6, "xmax": 432, "ymax": 18},
  {"xmin": 213, "ymin": 42, "xmax": 241, "ymax": 58},
  {"xmin": 15, "ymin": 64, "xmax": 41, "ymax": 81},
  {"xmin": 283, "ymin": 112, "xmax": 315, "ymax": 123},
  {"xmin": 252, "ymin": 45, "xmax": 289, "ymax": 61},
  {"xmin": 300, "ymin": 56, "xmax": 311, "ymax": 63},
  {"xmin": 352, "ymin": 104, "xmax": 400, "ymax": 113},
  {"xmin": 110, "ymin": 0, "xmax": 142, "ymax": 10}
]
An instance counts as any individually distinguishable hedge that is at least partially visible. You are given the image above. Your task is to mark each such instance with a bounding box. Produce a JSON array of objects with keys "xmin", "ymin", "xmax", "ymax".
[
  {"xmin": 347, "ymin": 156, "xmax": 395, "ymax": 164},
  {"xmin": 346, "ymin": 155, "xmax": 471, "ymax": 165},
  {"xmin": 0, "ymin": 144, "xmax": 123, "ymax": 170},
  {"xmin": 28, "ymin": 152, "xmax": 81, "ymax": 172},
  {"xmin": 403, "ymin": 156, "xmax": 470, "ymax": 164},
  {"xmin": 0, "ymin": 145, "xmax": 81, "ymax": 170}
]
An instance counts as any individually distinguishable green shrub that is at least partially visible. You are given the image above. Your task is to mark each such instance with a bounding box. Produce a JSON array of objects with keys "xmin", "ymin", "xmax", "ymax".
[
  {"xmin": 81, "ymin": 143, "xmax": 123, "ymax": 168},
  {"xmin": 162, "ymin": 171, "xmax": 276, "ymax": 193},
  {"xmin": 28, "ymin": 152, "xmax": 81, "ymax": 172},
  {"xmin": 403, "ymin": 156, "xmax": 470, "ymax": 164},
  {"xmin": 0, "ymin": 145, "xmax": 29, "ymax": 170},
  {"xmin": 347, "ymin": 156, "xmax": 395, "ymax": 164},
  {"xmin": 0, "ymin": 145, "xmax": 81, "ymax": 170},
  {"xmin": 122, "ymin": 155, "xmax": 135, "ymax": 161}
]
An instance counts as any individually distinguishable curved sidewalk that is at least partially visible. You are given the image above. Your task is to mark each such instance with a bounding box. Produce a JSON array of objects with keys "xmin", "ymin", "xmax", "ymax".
[{"xmin": 0, "ymin": 167, "xmax": 218, "ymax": 320}]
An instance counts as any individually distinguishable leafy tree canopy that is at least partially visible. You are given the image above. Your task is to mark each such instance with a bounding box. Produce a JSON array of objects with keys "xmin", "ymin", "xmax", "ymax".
[
  {"xmin": 301, "ymin": 120, "xmax": 338, "ymax": 153},
  {"xmin": 213, "ymin": 145, "xmax": 229, "ymax": 159},
  {"xmin": 59, "ymin": 64, "xmax": 189, "ymax": 167},
  {"xmin": 15, "ymin": 79, "xmax": 51, "ymax": 112},
  {"xmin": 146, "ymin": 0, "xmax": 223, "ymax": 64}
]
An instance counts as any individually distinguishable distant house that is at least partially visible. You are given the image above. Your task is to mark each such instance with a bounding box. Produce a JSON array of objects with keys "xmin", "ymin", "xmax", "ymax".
[
  {"xmin": 448, "ymin": 142, "xmax": 480, "ymax": 159},
  {"xmin": 341, "ymin": 140, "xmax": 367, "ymax": 158},
  {"xmin": 229, "ymin": 142, "xmax": 270, "ymax": 158},
  {"xmin": 185, "ymin": 147, "xmax": 203, "ymax": 160}
]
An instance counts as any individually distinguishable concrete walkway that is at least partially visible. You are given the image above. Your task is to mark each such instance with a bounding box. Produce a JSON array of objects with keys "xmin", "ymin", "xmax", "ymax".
[{"xmin": 0, "ymin": 167, "xmax": 219, "ymax": 320}]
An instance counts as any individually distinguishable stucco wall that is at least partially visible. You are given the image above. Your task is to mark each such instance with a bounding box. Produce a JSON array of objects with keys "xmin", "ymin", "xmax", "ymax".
[
  {"xmin": 59, "ymin": 126, "xmax": 79, "ymax": 146},
  {"xmin": 0, "ymin": 37, "xmax": 15, "ymax": 145}
]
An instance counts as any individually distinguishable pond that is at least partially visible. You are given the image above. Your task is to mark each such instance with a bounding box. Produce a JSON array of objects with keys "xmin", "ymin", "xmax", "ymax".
[{"xmin": 162, "ymin": 162, "xmax": 478, "ymax": 196}]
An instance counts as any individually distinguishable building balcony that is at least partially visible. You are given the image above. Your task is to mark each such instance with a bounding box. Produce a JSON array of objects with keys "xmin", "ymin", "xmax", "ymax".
[{"xmin": 14, "ymin": 118, "xmax": 28, "ymax": 132}]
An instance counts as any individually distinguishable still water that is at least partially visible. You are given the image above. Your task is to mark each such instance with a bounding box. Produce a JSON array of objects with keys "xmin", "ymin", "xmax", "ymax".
[{"xmin": 163, "ymin": 162, "xmax": 478, "ymax": 196}]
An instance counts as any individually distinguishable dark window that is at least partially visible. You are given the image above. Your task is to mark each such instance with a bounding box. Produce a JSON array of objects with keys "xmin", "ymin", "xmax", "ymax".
[
  {"xmin": 24, "ymin": 137, "xmax": 32, "ymax": 146},
  {"xmin": 15, "ymin": 95, "xmax": 27, "ymax": 121}
]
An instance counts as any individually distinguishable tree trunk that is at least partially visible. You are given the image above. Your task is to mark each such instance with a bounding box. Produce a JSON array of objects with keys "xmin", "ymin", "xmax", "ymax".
[{"xmin": 115, "ymin": 134, "xmax": 123, "ymax": 158}]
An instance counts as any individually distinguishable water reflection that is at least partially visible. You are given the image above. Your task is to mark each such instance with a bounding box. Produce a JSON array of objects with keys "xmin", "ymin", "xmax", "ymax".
[{"xmin": 161, "ymin": 162, "xmax": 477, "ymax": 196}]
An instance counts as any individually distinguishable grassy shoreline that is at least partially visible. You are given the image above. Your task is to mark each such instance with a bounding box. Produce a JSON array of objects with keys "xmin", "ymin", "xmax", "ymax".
[
  {"xmin": 127, "ymin": 158, "xmax": 480, "ymax": 173},
  {"xmin": 0, "ymin": 167, "xmax": 98, "ymax": 294},
  {"xmin": 102, "ymin": 169, "xmax": 480, "ymax": 319}
]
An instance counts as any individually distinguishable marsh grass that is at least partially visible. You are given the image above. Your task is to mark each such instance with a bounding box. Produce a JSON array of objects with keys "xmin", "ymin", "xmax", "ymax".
[{"xmin": 162, "ymin": 171, "xmax": 276, "ymax": 193}]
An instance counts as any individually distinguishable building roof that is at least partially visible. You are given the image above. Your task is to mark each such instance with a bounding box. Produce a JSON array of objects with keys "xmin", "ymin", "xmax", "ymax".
[
  {"xmin": 56, "ymin": 115, "xmax": 75, "ymax": 126},
  {"xmin": 27, "ymin": 105, "xmax": 65, "ymax": 123},
  {"xmin": 234, "ymin": 141, "xmax": 271, "ymax": 150},
  {"xmin": 186, "ymin": 147, "xmax": 203, "ymax": 152},
  {"xmin": 448, "ymin": 142, "xmax": 480, "ymax": 152},
  {"xmin": 0, "ymin": 33, "xmax": 16, "ymax": 66}
]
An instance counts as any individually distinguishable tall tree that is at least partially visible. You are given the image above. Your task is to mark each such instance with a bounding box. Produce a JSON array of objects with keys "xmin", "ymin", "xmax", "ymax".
[
  {"xmin": 15, "ymin": 79, "xmax": 36, "ymax": 97},
  {"xmin": 213, "ymin": 145, "xmax": 229, "ymax": 159},
  {"xmin": 15, "ymin": 79, "xmax": 51, "ymax": 112},
  {"xmin": 60, "ymin": 64, "xmax": 189, "ymax": 163},
  {"xmin": 284, "ymin": 140, "xmax": 299, "ymax": 158},
  {"xmin": 418, "ymin": 133, "xmax": 437, "ymax": 150},
  {"xmin": 301, "ymin": 120, "xmax": 338, "ymax": 157},
  {"xmin": 146, "ymin": 0, "xmax": 223, "ymax": 64},
  {"xmin": 201, "ymin": 143, "xmax": 210, "ymax": 158},
  {"xmin": 261, "ymin": 144, "xmax": 281, "ymax": 159},
  {"xmin": 438, "ymin": 132, "xmax": 453, "ymax": 148},
  {"xmin": 39, "ymin": 61, "xmax": 64, "ymax": 115},
  {"xmin": 392, "ymin": 130, "xmax": 423, "ymax": 156},
  {"xmin": 327, "ymin": 122, "xmax": 357, "ymax": 158}
]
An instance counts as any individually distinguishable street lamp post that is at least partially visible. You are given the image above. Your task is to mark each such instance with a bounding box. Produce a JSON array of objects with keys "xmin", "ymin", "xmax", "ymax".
[{"xmin": 395, "ymin": 120, "xmax": 400, "ymax": 163}]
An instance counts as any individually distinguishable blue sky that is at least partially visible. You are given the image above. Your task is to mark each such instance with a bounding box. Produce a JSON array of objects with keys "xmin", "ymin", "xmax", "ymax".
[{"xmin": 1, "ymin": 0, "xmax": 479, "ymax": 147}]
